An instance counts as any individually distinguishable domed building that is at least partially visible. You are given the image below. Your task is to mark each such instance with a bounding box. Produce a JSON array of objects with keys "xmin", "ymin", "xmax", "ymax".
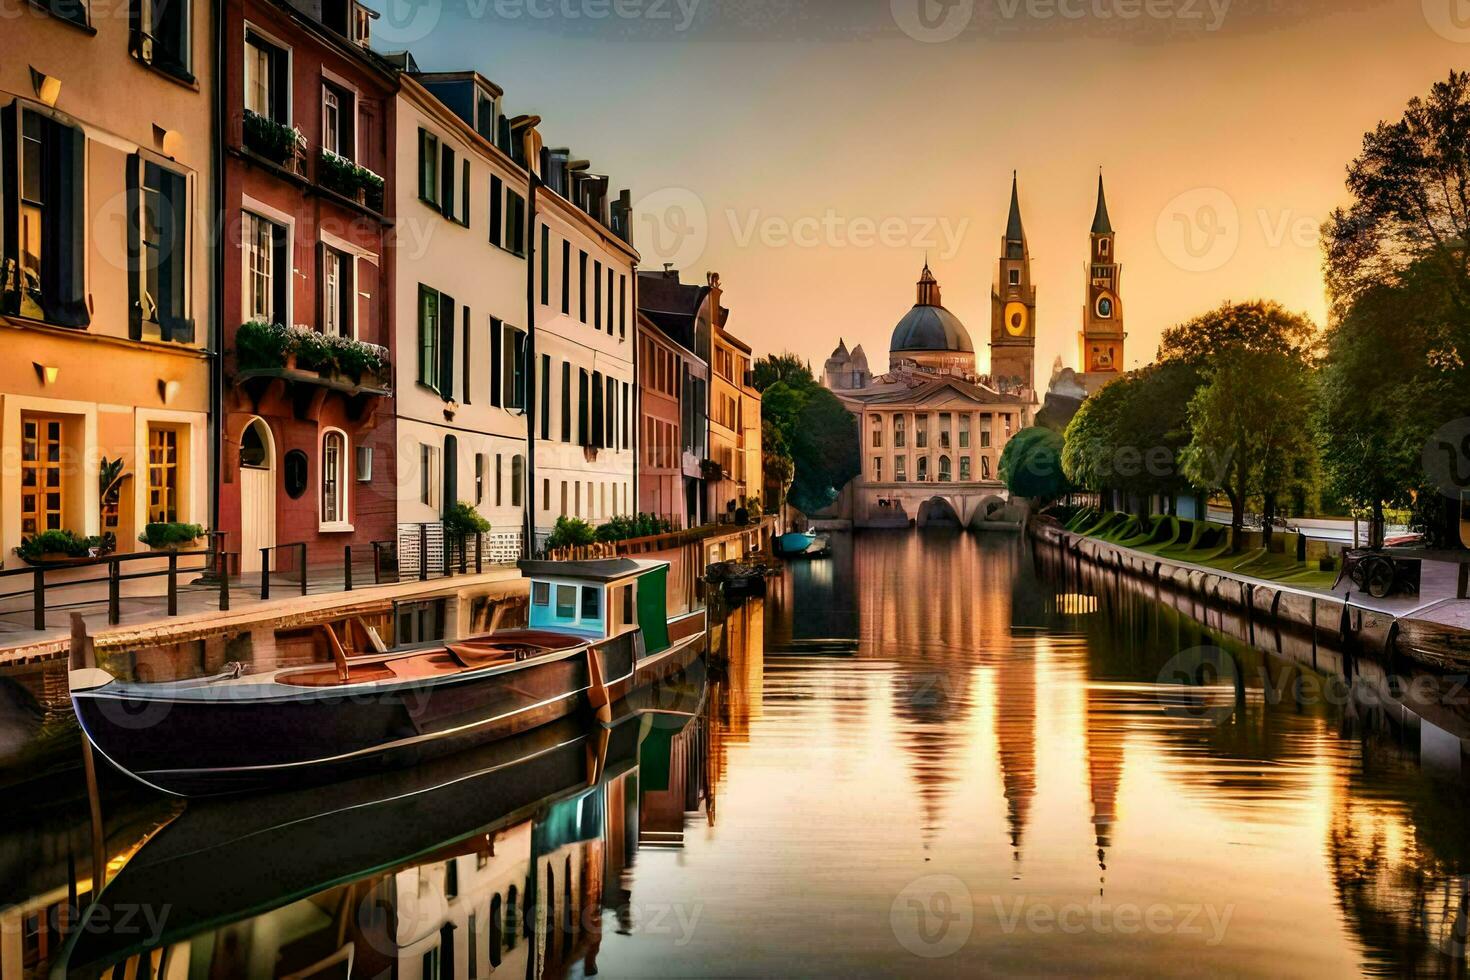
[{"xmin": 822, "ymin": 260, "xmax": 1035, "ymax": 529}]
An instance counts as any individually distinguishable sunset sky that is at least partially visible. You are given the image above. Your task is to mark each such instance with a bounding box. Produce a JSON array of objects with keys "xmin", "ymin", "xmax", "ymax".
[{"xmin": 370, "ymin": 0, "xmax": 1466, "ymax": 382}]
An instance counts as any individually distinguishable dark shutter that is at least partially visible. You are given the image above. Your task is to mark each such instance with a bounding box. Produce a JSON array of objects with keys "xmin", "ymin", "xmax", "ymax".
[
  {"xmin": 443, "ymin": 434, "xmax": 458, "ymax": 516},
  {"xmin": 270, "ymin": 220, "xmax": 288, "ymax": 325},
  {"xmin": 512, "ymin": 329, "xmax": 526, "ymax": 408},
  {"xmin": 460, "ymin": 159, "xmax": 469, "ymax": 227},
  {"xmin": 461, "ymin": 305, "xmax": 471, "ymax": 405},
  {"xmin": 622, "ymin": 381, "xmax": 630, "ymax": 449},
  {"xmin": 490, "ymin": 316, "xmax": 502, "ymax": 407},
  {"xmin": 439, "ymin": 294, "xmax": 456, "ymax": 401},
  {"xmin": 578, "ymin": 369, "xmax": 589, "ymax": 446},
  {"xmin": 489, "ymin": 175, "xmax": 502, "ymax": 247},
  {"xmin": 418, "ymin": 130, "xmax": 430, "ymax": 202},
  {"xmin": 156, "ymin": 165, "xmax": 190, "ymax": 341},
  {"xmin": 314, "ymin": 241, "xmax": 326, "ymax": 336},
  {"xmin": 540, "ymin": 354, "xmax": 550, "ymax": 439},
  {"xmin": 560, "ymin": 240, "xmax": 570, "ymax": 314},
  {"xmin": 593, "ymin": 261, "xmax": 601, "ymax": 330},
  {"xmin": 337, "ymin": 251, "xmax": 353, "ymax": 343},
  {"xmin": 440, "ymin": 144, "xmax": 454, "ymax": 219},
  {"xmin": 126, "ymin": 154, "xmax": 142, "ymax": 339},
  {"xmin": 591, "ymin": 371, "xmax": 604, "ymax": 449},
  {"xmin": 40, "ymin": 118, "xmax": 89, "ymax": 327},
  {"xmin": 560, "ymin": 362, "xmax": 571, "ymax": 442},
  {"xmin": 606, "ymin": 376, "xmax": 616, "ymax": 447},
  {"xmin": 540, "ymin": 226, "xmax": 549, "ymax": 305},
  {"xmin": 1, "ymin": 104, "xmax": 17, "ymax": 310},
  {"xmin": 270, "ymin": 46, "xmax": 289, "ymax": 122}
]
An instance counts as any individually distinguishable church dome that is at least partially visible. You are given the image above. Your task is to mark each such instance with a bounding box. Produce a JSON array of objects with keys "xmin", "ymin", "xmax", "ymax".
[{"xmin": 890, "ymin": 265, "xmax": 973, "ymax": 354}]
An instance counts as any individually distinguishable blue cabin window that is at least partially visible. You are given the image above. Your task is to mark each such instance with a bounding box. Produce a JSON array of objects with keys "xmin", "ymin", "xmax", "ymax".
[
  {"xmin": 555, "ymin": 585, "xmax": 576, "ymax": 618},
  {"xmin": 532, "ymin": 581, "xmax": 549, "ymax": 606},
  {"xmin": 581, "ymin": 586, "xmax": 600, "ymax": 620}
]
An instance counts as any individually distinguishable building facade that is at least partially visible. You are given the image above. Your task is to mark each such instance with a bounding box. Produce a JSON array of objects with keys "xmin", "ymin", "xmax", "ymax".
[
  {"xmin": 826, "ymin": 264, "xmax": 1031, "ymax": 528},
  {"xmin": 218, "ymin": 0, "xmax": 398, "ymax": 574},
  {"xmin": 529, "ymin": 147, "xmax": 637, "ymax": 544},
  {"xmin": 1077, "ymin": 173, "xmax": 1126, "ymax": 395},
  {"xmin": 1, "ymin": 0, "xmax": 214, "ymax": 562},
  {"xmin": 989, "ymin": 173, "xmax": 1038, "ymax": 401},
  {"xmin": 393, "ymin": 70, "xmax": 529, "ymax": 564},
  {"xmin": 636, "ymin": 268, "xmax": 712, "ymax": 528},
  {"xmin": 708, "ymin": 288, "xmax": 763, "ymax": 519},
  {"xmin": 636, "ymin": 312, "xmax": 687, "ymax": 528}
]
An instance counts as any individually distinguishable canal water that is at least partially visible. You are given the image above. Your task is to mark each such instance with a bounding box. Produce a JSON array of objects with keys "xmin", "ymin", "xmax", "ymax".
[{"xmin": 5, "ymin": 531, "xmax": 1468, "ymax": 977}]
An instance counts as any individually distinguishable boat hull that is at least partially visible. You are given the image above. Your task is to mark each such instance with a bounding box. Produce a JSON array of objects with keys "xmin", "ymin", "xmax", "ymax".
[{"xmin": 74, "ymin": 622, "xmax": 701, "ymax": 797}]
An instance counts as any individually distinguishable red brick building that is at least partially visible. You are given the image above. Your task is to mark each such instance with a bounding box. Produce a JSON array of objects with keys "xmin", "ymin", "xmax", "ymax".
[{"xmin": 219, "ymin": 0, "xmax": 398, "ymax": 573}]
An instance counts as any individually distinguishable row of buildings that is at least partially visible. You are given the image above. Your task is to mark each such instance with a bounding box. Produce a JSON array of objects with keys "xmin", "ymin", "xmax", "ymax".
[
  {"xmin": 1, "ymin": 0, "xmax": 763, "ymax": 572},
  {"xmin": 821, "ymin": 173, "xmax": 1126, "ymax": 527}
]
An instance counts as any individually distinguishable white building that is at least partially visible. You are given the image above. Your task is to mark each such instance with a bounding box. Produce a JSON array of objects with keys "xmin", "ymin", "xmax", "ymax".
[{"xmin": 392, "ymin": 70, "xmax": 533, "ymax": 564}]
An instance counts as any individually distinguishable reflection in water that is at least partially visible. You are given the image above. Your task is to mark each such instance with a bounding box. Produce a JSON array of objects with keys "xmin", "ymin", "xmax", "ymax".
[{"xmin": 7, "ymin": 533, "xmax": 1470, "ymax": 977}]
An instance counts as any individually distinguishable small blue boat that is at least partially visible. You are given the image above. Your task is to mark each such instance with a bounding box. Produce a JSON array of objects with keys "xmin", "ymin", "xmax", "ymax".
[{"xmin": 778, "ymin": 530, "xmax": 817, "ymax": 554}]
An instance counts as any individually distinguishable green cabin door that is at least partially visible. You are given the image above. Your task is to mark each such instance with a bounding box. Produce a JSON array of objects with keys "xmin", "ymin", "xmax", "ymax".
[{"xmin": 636, "ymin": 566, "xmax": 671, "ymax": 655}]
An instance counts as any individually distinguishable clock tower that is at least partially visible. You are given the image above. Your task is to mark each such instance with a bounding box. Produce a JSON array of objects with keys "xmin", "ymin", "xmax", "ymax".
[
  {"xmin": 1079, "ymin": 172, "xmax": 1125, "ymax": 390},
  {"xmin": 991, "ymin": 173, "xmax": 1037, "ymax": 398}
]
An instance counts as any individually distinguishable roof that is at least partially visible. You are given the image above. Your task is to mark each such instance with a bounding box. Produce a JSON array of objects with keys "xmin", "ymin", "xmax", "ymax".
[
  {"xmin": 1006, "ymin": 172, "xmax": 1026, "ymax": 244},
  {"xmin": 836, "ymin": 374, "xmax": 1024, "ymax": 407},
  {"xmin": 518, "ymin": 558, "xmax": 669, "ymax": 583},
  {"xmin": 1092, "ymin": 173, "xmax": 1113, "ymax": 235},
  {"xmin": 890, "ymin": 304, "xmax": 973, "ymax": 354}
]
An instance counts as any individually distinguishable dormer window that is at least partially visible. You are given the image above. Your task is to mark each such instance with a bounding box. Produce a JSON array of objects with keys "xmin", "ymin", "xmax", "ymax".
[{"xmin": 475, "ymin": 86, "xmax": 498, "ymax": 143}]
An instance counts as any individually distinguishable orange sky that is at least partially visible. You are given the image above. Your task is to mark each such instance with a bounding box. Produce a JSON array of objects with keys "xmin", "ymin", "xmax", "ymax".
[{"xmin": 379, "ymin": 0, "xmax": 1464, "ymax": 382}]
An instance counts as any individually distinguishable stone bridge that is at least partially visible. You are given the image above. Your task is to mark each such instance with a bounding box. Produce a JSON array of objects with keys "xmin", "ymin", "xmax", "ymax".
[{"xmin": 852, "ymin": 483, "xmax": 1022, "ymax": 530}]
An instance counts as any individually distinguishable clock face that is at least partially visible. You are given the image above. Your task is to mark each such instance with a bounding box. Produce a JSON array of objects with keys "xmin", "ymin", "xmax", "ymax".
[
  {"xmin": 1004, "ymin": 301, "xmax": 1030, "ymax": 337},
  {"xmin": 1097, "ymin": 296, "xmax": 1113, "ymax": 319}
]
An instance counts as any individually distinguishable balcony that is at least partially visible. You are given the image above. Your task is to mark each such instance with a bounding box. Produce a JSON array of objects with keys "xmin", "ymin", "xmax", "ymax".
[
  {"xmin": 233, "ymin": 321, "xmax": 391, "ymax": 409},
  {"xmin": 242, "ymin": 110, "xmax": 307, "ymax": 177},
  {"xmin": 318, "ymin": 148, "xmax": 385, "ymax": 214}
]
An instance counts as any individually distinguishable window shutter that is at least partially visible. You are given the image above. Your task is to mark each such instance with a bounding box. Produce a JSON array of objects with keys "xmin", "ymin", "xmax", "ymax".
[
  {"xmin": 314, "ymin": 240, "xmax": 326, "ymax": 335},
  {"xmin": 461, "ymin": 305, "xmax": 471, "ymax": 405},
  {"xmin": 606, "ymin": 376, "xmax": 616, "ymax": 447},
  {"xmin": 540, "ymin": 354, "xmax": 551, "ymax": 439},
  {"xmin": 591, "ymin": 371, "xmax": 604, "ymax": 449},
  {"xmin": 488, "ymin": 175, "xmax": 502, "ymax": 247},
  {"xmin": 560, "ymin": 362, "xmax": 571, "ymax": 442},
  {"xmin": 512, "ymin": 329, "xmax": 527, "ymax": 408},
  {"xmin": 126, "ymin": 154, "xmax": 142, "ymax": 339},
  {"xmin": 439, "ymin": 293, "xmax": 456, "ymax": 401},
  {"xmin": 157, "ymin": 165, "xmax": 191, "ymax": 341},
  {"xmin": 443, "ymin": 434, "xmax": 458, "ymax": 516},
  {"xmin": 440, "ymin": 144, "xmax": 454, "ymax": 219},
  {"xmin": 460, "ymin": 159, "xmax": 469, "ymax": 226},
  {"xmin": 1, "ymin": 104, "xmax": 17, "ymax": 306},
  {"xmin": 271, "ymin": 47, "xmax": 289, "ymax": 122},
  {"xmin": 270, "ymin": 220, "xmax": 288, "ymax": 325},
  {"xmin": 490, "ymin": 315, "xmax": 502, "ymax": 406},
  {"xmin": 338, "ymin": 251, "xmax": 354, "ymax": 341},
  {"xmin": 40, "ymin": 119, "xmax": 89, "ymax": 327},
  {"xmin": 418, "ymin": 130, "xmax": 430, "ymax": 202},
  {"xmin": 578, "ymin": 369, "xmax": 589, "ymax": 446}
]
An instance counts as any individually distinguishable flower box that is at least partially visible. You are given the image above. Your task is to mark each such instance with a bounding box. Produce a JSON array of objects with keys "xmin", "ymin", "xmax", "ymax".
[{"xmin": 244, "ymin": 110, "xmax": 307, "ymax": 171}]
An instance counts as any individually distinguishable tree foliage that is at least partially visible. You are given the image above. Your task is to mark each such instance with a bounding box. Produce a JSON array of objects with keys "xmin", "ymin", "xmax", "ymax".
[
  {"xmin": 754, "ymin": 356, "xmax": 859, "ymax": 516},
  {"xmin": 1158, "ymin": 300, "xmax": 1317, "ymax": 365},
  {"xmin": 752, "ymin": 352, "xmax": 814, "ymax": 393},
  {"xmin": 1062, "ymin": 362, "xmax": 1200, "ymax": 502},
  {"xmin": 999, "ymin": 426, "xmax": 1070, "ymax": 503}
]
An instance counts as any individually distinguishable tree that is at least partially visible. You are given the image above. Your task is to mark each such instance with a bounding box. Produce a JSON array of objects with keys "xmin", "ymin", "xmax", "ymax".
[
  {"xmin": 1000, "ymin": 427, "xmax": 1070, "ymax": 503},
  {"xmin": 1158, "ymin": 300, "xmax": 1316, "ymax": 366},
  {"xmin": 1182, "ymin": 349, "xmax": 1316, "ymax": 552},
  {"xmin": 752, "ymin": 352, "xmax": 814, "ymax": 393},
  {"xmin": 1323, "ymin": 71, "xmax": 1470, "ymax": 323},
  {"xmin": 1062, "ymin": 362, "xmax": 1200, "ymax": 512},
  {"xmin": 788, "ymin": 386, "xmax": 860, "ymax": 515}
]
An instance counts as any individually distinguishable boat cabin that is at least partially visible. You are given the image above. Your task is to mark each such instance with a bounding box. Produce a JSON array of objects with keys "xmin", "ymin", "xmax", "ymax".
[{"xmin": 518, "ymin": 559, "xmax": 672, "ymax": 655}]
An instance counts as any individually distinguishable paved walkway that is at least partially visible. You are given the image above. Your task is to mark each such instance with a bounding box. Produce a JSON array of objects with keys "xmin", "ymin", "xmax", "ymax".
[{"xmin": 0, "ymin": 565, "xmax": 524, "ymax": 664}]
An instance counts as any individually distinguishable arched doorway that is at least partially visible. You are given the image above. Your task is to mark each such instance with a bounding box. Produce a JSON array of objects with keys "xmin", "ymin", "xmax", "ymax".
[{"xmin": 239, "ymin": 417, "xmax": 276, "ymax": 573}]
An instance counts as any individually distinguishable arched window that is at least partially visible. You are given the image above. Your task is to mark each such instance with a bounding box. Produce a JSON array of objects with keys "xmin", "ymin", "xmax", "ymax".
[
  {"xmin": 506, "ymin": 884, "xmax": 519, "ymax": 950},
  {"xmin": 939, "ymin": 456, "xmax": 952, "ymax": 482},
  {"xmin": 320, "ymin": 429, "xmax": 349, "ymax": 525},
  {"xmin": 511, "ymin": 454, "xmax": 524, "ymax": 507},
  {"xmin": 489, "ymin": 893, "xmax": 503, "ymax": 966},
  {"xmin": 916, "ymin": 456, "xmax": 929, "ymax": 482}
]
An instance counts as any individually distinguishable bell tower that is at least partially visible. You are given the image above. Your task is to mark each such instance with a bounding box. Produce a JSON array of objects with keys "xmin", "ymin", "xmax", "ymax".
[
  {"xmin": 1080, "ymin": 172, "xmax": 1125, "ymax": 386},
  {"xmin": 990, "ymin": 172, "xmax": 1037, "ymax": 397}
]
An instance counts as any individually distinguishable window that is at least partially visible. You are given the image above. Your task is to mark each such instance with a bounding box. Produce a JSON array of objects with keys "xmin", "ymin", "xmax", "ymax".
[
  {"xmin": 34, "ymin": 0, "xmax": 89, "ymax": 29},
  {"xmin": 982, "ymin": 455, "xmax": 992, "ymax": 480},
  {"xmin": 475, "ymin": 453, "xmax": 486, "ymax": 504},
  {"xmin": 420, "ymin": 444, "xmax": 441, "ymax": 507},
  {"xmin": 498, "ymin": 322, "xmax": 527, "ymax": 410},
  {"xmin": 356, "ymin": 445, "xmax": 373, "ymax": 481},
  {"xmin": 5, "ymin": 109, "xmax": 88, "ymax": 326},
  {"xmin": 581, "ymin": 585, "xmax": 600, "ymax": 620},
  {"xmin": 321, "ymin": 247, "xmax": 354, "ymax": 337},
  {"xmin": 980, "ymin": 414, "xmax": 993, "ymax": 448},
  {"xmin": 873, "ymin": 457, "xmax": 882, "ymax": 482},
  {"xmin": 475, "ymin": 86, "xmax": 498, "ymax": 141},
  {"xmin": 560, "ymin": 362, "xmax": 572, "ymax": 442},
  {"xmin": 1008, "ymin": 268, "xmax": 1020, "ymax": 286},
  {"xmin": 532, "ymin": 581, "xmax": 549, "ymax": 606},
  {"xmin": 511, "ymin": 454, "xmax": 525, "ymax": 507},
  {"xmin": 133, "ymin": 0, "xmax": 191, "ymax": 79},
  {"xmin": 321, "ymin": 83, "xmax": 353, "ymax": 160},
  {"xmin": 578, "ymin": 251, "xmax": 588, "ymax": 322},
  {"xmin": 619, "ymin": 274, "xmax": 627, "ymax": 337},
  {"xmin": 243, "ymin": 211, "xmax": 286, "ymax": 324},
  {"xmin": 488, "ymin": 896, "xmax": 502, "ymax": 968},
  {"xmin": 894, "ymin": 455, "xmax": 906, "ymax": 483},
  {"xmin": 322, "ymin": 430, "xmax": 348, "ymax": 525},
  {"xmin": 495, "ymin": 453, "xmax": 503, "ymax": 506},
  {"xmin": 244, "ymin": 30, "xmax": 288, "ymax": 123},
  {"xmin": 915, "ymin": 415, "xmax": 928, "ymax": 449},
  {"xmin": 541, "ymin": 226, "xmax": 550, "ymax": 305},
  {"xmin": 917, "ymin": 457, "xmax": 929, "ymax": 482},
  {"xmin": 506, "ymin": 190, "xmax": 526, "ymax": 255},
  {"xmin": 284, "ymin": 449, "xmax": 308, "ymax": 498},
  {"xmin": 893, "ymin": 415, "xmax": 905, "ymax": 448},
  {"xmin": 560, "ymin": 239, "xmax": 571, "ymax": 314},
  {"xmin": 418, "ymin": 129, "xmax": 440, "ymax": 207},
  {"xmin": 606, "ymin": 267, "xmax": 614, "ymax": 335},
  {"xmin": 593, "ymin": 260, "xmax": 602, "ymax": 330},
  {"xmin": 130, "ymin": 158, "xmax": 192, "ymax": 341},
  {"xmin": 959, "ymin": 414, "xmax": 971, "ymax": 449},
  {"xmin": 939, "ymin": 413, "xmax": 952, "ymax": 449},
  {"xmin": 555, "ymin": 584, "xmax": 576, "ymax": 618},
  {"xmin": 418, "ymin": 285, "xmax": 440, "ymax": 390},
  {"xmin": 960, "ymin": 456, "xmax": 972, "ymax": 481},
  {"xmin": 871, "ymin": 415, "xmax": 882, "ymax": 448},
  {"xmin": 488, "ymin": 175, "xmax": 502, "ymax": 247},
  {"xmin": 540, "ymin": 354, "xmax": 551, "ymax": 440},
  {"xmin": 939, "ymin": 455, "xmax": 952, "ymax": 483},
  {"xmin": 146, "ymin": 425, "xmax": 180, "ymax": 522},
  {"xmin": 20, "ymin": 416, "xmax": 65, "ymax": 535}
]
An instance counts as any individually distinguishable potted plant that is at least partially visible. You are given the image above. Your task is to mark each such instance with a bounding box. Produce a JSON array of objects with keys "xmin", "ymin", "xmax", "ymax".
[
  {"xmin": 15, "ymin": 529, "xmax": 107, "ymax": 565},
  {"xmin": 443, "ymin": 502, "xmax": 491, "ymax": 541},
  {"xmin": 243, "ymin": 110, "xmax": 306, "ymax": 167},
  {"xmin": 699, "ymin": 458, "xmax": 724, "ymax": 482},
  {"xmin": 236, "ymin": 319, "xmax": 290, "ymax": 370},
  {"xmin": 139, "ymin": 522, "xmax": 207, "ymax": 551}
]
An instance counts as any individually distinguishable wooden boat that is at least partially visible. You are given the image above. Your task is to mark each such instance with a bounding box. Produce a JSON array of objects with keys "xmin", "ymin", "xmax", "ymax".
[
  {"xmin": 777, "ymin": 530, "xmax": 818, "ymax": 555},
  {"xmin": 70, "ymin": 558, "xmax": 706, "ymax": 797}
]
